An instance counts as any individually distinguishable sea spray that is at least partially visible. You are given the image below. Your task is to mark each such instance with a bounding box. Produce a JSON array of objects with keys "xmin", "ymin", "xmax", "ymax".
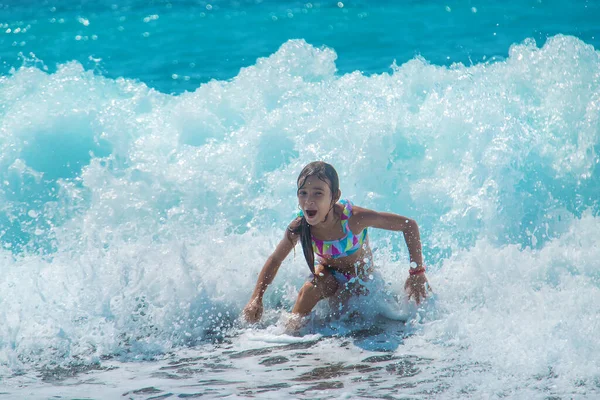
[{"xmin": 0, "ymin": 37, "xmax": 598, "ymax": 396}]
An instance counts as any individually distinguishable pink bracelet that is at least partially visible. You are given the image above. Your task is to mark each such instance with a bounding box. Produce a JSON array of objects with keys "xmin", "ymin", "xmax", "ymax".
[{"xmin": 409, "ymin": 266, "xmax": 426, "ymax": 276}]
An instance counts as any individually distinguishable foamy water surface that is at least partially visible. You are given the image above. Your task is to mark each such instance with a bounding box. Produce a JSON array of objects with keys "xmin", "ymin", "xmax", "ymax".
[{"xmin": 0, "ymin": 9, "xmax": 599, "ymax": 398}]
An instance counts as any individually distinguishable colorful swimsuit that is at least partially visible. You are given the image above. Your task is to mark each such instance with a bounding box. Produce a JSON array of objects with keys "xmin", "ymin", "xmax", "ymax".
[{"xmin": 298, "ymin": 199, "xmax": 368, "ymax": 260}]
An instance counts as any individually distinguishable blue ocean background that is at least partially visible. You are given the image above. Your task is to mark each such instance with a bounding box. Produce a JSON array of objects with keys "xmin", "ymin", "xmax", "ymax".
[{"xmin": 1, "ymin": 0, "xmax": 599, "ymax": 398}]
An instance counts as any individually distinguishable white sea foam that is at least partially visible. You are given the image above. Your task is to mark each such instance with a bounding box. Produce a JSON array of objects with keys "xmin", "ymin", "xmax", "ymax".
[{"xmin": 0, "ymin": 35, "xmax": 599, "ymax": 396}]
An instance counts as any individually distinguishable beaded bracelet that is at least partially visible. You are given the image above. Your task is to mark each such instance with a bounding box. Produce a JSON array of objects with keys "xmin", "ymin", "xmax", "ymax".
[{"xmin": 409, "ymin": 266, "xmax": 426, "ymax": 276}]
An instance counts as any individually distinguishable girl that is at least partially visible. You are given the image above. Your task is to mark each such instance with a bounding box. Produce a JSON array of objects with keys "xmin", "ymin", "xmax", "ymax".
[{"xmin": 242, "ymin": 161, "xmax": 429, "ymax": 325}]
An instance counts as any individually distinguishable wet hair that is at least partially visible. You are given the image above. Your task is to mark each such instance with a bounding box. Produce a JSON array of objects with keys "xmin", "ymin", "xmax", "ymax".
[{"xmin": 287, "ymin": 161, "xmax": 340, "ymax": 273}]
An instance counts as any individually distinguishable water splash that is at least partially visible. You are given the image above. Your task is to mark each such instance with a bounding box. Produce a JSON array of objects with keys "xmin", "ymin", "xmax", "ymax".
[{"xmin": 0, "ymin": 37, "xmax": 598, "ymax": 396}]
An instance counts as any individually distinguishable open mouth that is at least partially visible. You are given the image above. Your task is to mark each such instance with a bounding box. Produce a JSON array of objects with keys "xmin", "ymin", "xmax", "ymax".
[{"xmin": 305, "ymin": 210, "xmax": 317, "ymax": 218}]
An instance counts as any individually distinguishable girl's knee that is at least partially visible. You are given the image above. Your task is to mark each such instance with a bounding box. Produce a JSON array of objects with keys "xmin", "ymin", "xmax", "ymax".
[
  {"xmin": 293, "ymin": 271, "xmax": 339, "ymax": 316},
  {"xmin": 298, "ymin": 281, "xmax": 317, "ymax": 299},
  {"xmin": 293, "ymin": 282, "xmax": 322, "ymax": 314}
]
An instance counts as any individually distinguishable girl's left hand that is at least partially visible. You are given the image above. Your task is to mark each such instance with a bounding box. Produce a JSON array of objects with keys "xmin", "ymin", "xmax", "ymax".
[{"xmin": 404, "ymin": 274, "xmax": 431, "ymax": 305}]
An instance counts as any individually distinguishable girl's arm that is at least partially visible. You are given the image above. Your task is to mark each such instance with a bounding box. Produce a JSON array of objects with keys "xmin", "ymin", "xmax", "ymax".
[
  {"xmin": 353, "ymin": 207, "xmax": 430, "ymax": 304},
  {"xmin": 243, "ymin": 223, "xmax": 298, "ymax": 323},
  {"xmin": 353, "ymin": 207, "xmax": 423, "ymax": 267},
  {"xmin": 249, "ymin": 232, "xmax": 297, "ymax": 300}
]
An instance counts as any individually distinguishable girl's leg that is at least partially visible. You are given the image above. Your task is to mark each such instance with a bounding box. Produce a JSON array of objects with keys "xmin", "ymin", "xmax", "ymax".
[
  {"xmin": 328, "ymin": 285, "xmax": 354, "ymax": 317},
  {"xmin": 291, "ymin": 264, "xmax": 339, "ymax": 316},
  {"xmin": 328, "ymin": 274, "xmax": 371, "ymax": 318}
]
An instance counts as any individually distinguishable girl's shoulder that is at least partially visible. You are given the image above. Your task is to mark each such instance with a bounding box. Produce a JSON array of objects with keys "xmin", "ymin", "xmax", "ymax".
[
  {"xmin": 339, "ymin": 199, "xmax": 369, "ymax": 217},
  {"xmin": 350, "ymin": 205, "xmax": 381, "ymax": 221},
  {"xmin": 339, "ymin": 200, "xmax": 371, "ymax": 233},
  {"xmin": 344, "ymin": 203, "xmax": 380, "ymax": 232}
]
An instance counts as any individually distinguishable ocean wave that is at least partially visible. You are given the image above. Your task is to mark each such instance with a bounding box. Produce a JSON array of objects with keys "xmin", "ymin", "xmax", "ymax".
[{"xmin": 0, "ymin": 35, "xmax": 598, "ymax": 391}]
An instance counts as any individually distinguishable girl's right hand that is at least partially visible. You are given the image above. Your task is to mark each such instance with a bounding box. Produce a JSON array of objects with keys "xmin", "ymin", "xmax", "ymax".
[{"xmin": 242, "ymin": 297, "xmax": 263, "ymax": 323}]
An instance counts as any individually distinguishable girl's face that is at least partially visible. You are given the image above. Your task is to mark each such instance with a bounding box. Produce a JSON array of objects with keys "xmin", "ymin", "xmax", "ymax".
[{"xmin": 297, "ymin": 175, "xmax": 335, "ymax": 225}]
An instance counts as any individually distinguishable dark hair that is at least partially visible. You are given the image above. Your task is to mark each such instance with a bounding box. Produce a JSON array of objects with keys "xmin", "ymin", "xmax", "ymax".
[{"xmin": 287, "ymin": 161, "xmax": 340, "ymax": 273}]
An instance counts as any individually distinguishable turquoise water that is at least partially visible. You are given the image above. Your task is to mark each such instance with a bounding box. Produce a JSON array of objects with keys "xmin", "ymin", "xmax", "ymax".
[
  {"xmin": 1, "ymin": 1, "xmax": 600, "ymax": 398},
  {"xmin": 2, "ymin": 0, "xmax": 599, "ymax": 93}
]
